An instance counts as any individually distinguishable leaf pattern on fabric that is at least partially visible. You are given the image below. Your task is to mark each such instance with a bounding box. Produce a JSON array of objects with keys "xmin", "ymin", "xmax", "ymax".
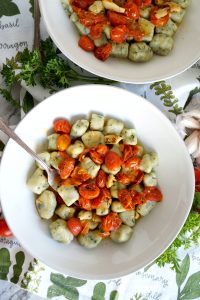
[
  {"xmin": 109, "ymin": 290, "xmax": 119, "ymax": 300},
  {"xmin": 10, "ymin": 251, "xmax": 25, "ymax": 284},
  {"xmin": 47, "ymin": 273, "xmax": 87, "ymax": 300},
  {"xmin": 179, "ymin": 271, "xmax": 200, "ymax": 300},
  {"xmin": 92, "ymin": 282, "xmax": 106, "ymax": 300},
  {"xmin": 176, "ymin": 254, "xmax": 190, "ymax": 288},
  {"xmin": 29, "ymin": 0, "xmax": 34, "ymax": 18},
  {"xmin": 0, "ymin": 248, "xmax": 11, "ymax": 280},
  {"xmin": 0, "ymin": 0, "xmax": 20, "ymax": 18}
]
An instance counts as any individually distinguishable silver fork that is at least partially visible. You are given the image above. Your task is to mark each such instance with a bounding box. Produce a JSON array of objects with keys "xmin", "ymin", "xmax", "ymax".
[{"xmin": 0, "ymin": 118, "xmax": 58, "ymax": 190}]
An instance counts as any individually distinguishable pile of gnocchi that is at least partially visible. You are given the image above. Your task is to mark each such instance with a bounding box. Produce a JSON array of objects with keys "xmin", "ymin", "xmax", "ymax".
[
  {"xmin": 27, "ymin": 114, "xmax": 162, "ymax": 249},
  {"xmin": 61, "ymin": 0, "xmax": 190, "ymax": 62}
]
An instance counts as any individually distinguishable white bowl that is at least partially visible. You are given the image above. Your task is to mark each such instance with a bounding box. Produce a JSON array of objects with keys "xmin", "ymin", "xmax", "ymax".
[
  {"xmin": 0, "ymin": 85, "xmax": 194, "ymax": 279},
  {"xmin": 39, "ymin": 0, "xmax": 200, "ymax": 84}
]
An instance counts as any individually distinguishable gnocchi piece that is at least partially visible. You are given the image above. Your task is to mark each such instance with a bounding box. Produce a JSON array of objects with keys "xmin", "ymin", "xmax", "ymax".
[
  {"xmin": 136, "ymin": 200, "xmax": 156, "ymax": 216},
  {"xmin": 101, "ymin": 164, "xmax": 121, "ymax": 175},
  {"xmin": 104, "ymin": 134, "xmax": 122, "ymax": 144},
  {"xmin": 90, "ymin": 113, "xmax": 105, "ymax": 131},
  {"xmin": 143, "ymin": 171, "xmax": 157, "ymax": 186},
  {"xmin": 88, "ymin": 221, "xmax": 99, "ymax": 230},
  {"xmin": 27, "ymin": 168, "xmax": 49, "ymax": 195},
  {"xmin": 150, "ymin": 34, "xmax": 174, "ymax": 56},
  {"xmin": 74, "ymin": 21, "xmax": 90, "ymax": 35},
  {"xmin": 57, "ymin": 186, "xmax": 79, "ymax": 206},
  {"xmin": 88, "ymin": 0, "xmax": 105, "ymax": 13},
  {"xmin": 111, "ymin": 201, "xmax": 126, "ymax": 213},
  {"xmin": 172, "ymin": 0, "xmax": 190, "ymax": 8},
  {"xmin": 110, "ymin": 224, "xmax": 133, "ymax": 243},
  {"xmin": 139, "ymin": 152, "xmax": 158, "ymax": 173},
  {"xmin": 70, "ymin": 12, "xmax": 78, "ymax": 23},
  {"xmin": 55, "ymin": 204, "xmax": 76, "ymax": 220},
  {"xmin": 103, "ymin": 25, "xmax": 112, "ymax": 39},
  {"xmin": 49, "ymin": 151, "xmax": 63, "ymax": 170},
  {"xmin": 35, "ymin": 190, "xmax": 56, "ymax": 219},
  {"xmin": 170, "ymin": 8, "xmax": 186, "ymax": 23},
  {"xmin": 150, "ymin": 152, "xmax": 159, "ymax": 167},
  {"xmin": 128, "ymin": 42, "xmax": 153, "ymax": 62},
  {"xmin": 77, "ymin": 230, "xmax": 102, "ymax": 248},
  {"xmin": 81, "ymin": 131, "xmax": 105, "ymax": 147},
  {"xmin": 120, "ymin": 210, "xmax": 135, "ymax": 227},
  {"xmin": 102, "ymin": 0, "xmax": 125, "ymax": 13},
  {"xmin": 140, "ymin": 6, "xmax": 151, "ymax": 19},
  {"xmin": 139, "ymin": 18, "xmax": 155, "ymax": 42},
  {"xmin": 81, "ymin": 157, "xmax": 100, "ymax": 178},
  {"xmin": 137, "ymin": 144, "xmax": 144, "ymax": 157},
  {"xmin": 50, "ymin": 219, "xmax": 74, "ymax": 244},
  {"xmin": 94, "ymin": 34, "xmax": 108, "ymax": 47},
  {"xmin": 104, "ymin": 118, "xmax": 124, "ymax": 135},
  {"xmin": 78, "ymin": 210, "xmax": 93, "ymax": 220},
  {"xmin": 106, "ymin": 174, "xmax": 116, "ymax": 188},
  {"xmin": 156, "ymin": 19, "xmax": 178, "ymax": 37},
  {"xmin": 110, "ymin": 182, "xmax": 126, "ymax": 198},
  {"xmin": 70, "ymin": 119, "xmax": 89, "ymax": 138},
  {"xmin": 121, "ymin": 128, "xmax": 137, "ymax": 145},
  {"xmin": 96, "ymin": 201, "xmax": 110, "ymax": 216},
  {"xmin": 36, "ymin": 152, "xmax": 50, "ymax": 170},
  {"xmin": 47, "ymin": 133, "xmax": 60, "ymax": 150},
  {"xmin": 111, "ymin": 42, "xmax": 129, "ymax": 58},
  {"xmin": 67, "ymin": 140, "xmax": 85, "ymax": 158}
]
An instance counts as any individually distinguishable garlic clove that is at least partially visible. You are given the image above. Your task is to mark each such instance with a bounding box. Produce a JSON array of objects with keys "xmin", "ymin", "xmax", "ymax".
[
  {"xmin": 180, "ymin": 116, "xmax": 200, "ymax": 129},
  {"xmin": 185, "ymin": 130, "xmax": 200, "ymax": 155},
  {"xmin": 184, "ymin": 110, "xmax": 200, "ymax": 120}
]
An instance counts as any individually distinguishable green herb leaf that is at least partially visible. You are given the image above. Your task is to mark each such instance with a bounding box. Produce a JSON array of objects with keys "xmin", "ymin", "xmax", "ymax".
[
  {"xmin": 0, "ymin": 248, "xmax": 11, "ymax": 280},
  {"xmin": 0, "ymin": 88, "xmax": 21, "ymax": 108},
  {"xmin": 22, "ymin": 92, "xmax": 34, "ymax": 113},
  {"xmin": 50, "ymin": 273, "xmax": 87, "ymax": 288},
  {"xmin": 92, "ymin": 282, "xmax": 106, "ymax": 300},
  {"xmin": 110, "ymin": 290, "xmax": 119, "ymax": 300},
  {"xmin": 29, "ymin": 0, "xmax": 34, "ymax": 18},
  {"xmin": 47, "ymin": 284, "xmax": 78, "ymax": 300},
  {"xmin": 176, "ymin": 254, "xmax": 190, "ymax": 288},
  {"xmin": 0, "ymin": 0, "xmax": 20, "ymax": 18},
  {"xmin": 11, "ymin": 251, "xmax": 25, "ymax": 284},
  {"xmin": 179, "ymin": 271, "xmax": 200, "ymax": 299}
]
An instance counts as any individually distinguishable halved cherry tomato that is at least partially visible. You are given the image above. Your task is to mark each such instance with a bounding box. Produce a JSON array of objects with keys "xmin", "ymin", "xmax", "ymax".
[
  {"xmin": 142, "ymin": 186, "xmax": 163, "ymax": 202},
  {"xmin": 128, "ymin": 169, "xmax": 144, "ymax": 184},
  {"xmin": 90, "ymin": 23, "xmax": 105, "ymax": 39},
  {"xmin": 91, "ymin": 187, "xmax": 111, "ymax": 208},
  {"xmin": 123, "ymin": 156, "xmax": 141, "ymax": 169},
  {"xmin": 71, "ymin": 166, "xmax": 91, "ymax": 183},
  {"xmin": 116, "ymin": 172, "xmax": 131, "ymax": 185},
  {"xmin": 79, "ymin": 197, "xmax": 93, "ymax": 210},
  {"xmin": 67, "ymin": 217, "xmax": 82, "ymax": 236},
  {"xmin": 96, "ymin": 144, "xmax": 109, "ymax": 157},
  {"xmin": 58, "ymin": 157, "xmax": 75, "ymax": 179},
  {"xmin": 110, "ymin": 25, "xmax": 128, "ymax": 44},
  {"xmin": 105, "ymin": 151, "xmax": 122, "ymax": 170},
  {"xmin": 130, "ymin": 189, "xmax": 143, "ymax": 205},
  {"xmin": 53, "ymin": 119, "xmax": 71, "ymax": 134},
  {"xmin": 79, "ymin": 148, "xmax": 90, "ymax": 162},
  {"xmin": 0, "ymin": 219, "xmax": 12, "ymax": 237},
  {"xmin": 79, "ymin": 182, "xmax": 100, "ymax": 199},
  {"xmin": 94, "ymin": 43, "xmax": 112, "ymax": 61},
  {"xmin": 124, "ymin": 2, "xmax": 140, "ymax": 20},
  {"xmin": 79, "ymin": 35, "xmax": 95, "ymax": 52},
  {"xmin": 57, "ymin": 134, "xmax": 71, "ymax": 151},
  {"xmin": 122, "ymin": 145, "xmax": 139, "ymax": 162},
  {"xmin": 133, "ymin": 0, "xmax": 152, "ymax": 7},
  {"xmin": 89, "ymin": 149, "xmax": 104, "ymax": 164},
  {"xmin": 150, "ymin": 6, "xmax": 169, "ymax": 27},
  {"xmin": 62, "ymin": 177, "xmax": 82, "ymax": 186},
  {"xmin": 72, "ymin": 0, "xmax": 95, "ymax": 9},
  {"xmin": 78, "ymin": 11, "xmax": 107, "ymax": 27},
  {"xmin": 127, "ymin": 23, "xmax": 144, "ymax": 41},
  {"xmin": 107, "ymin": 10, "xmax": 131, "ymax": 26},
  {"xmin": 118, "ymin": 189, "xmax": 134, "ymax": 210},
  {"xmin": 80, "ymin": 220, "xmax": 90, "ymax": 235},
  {"xmin": 101, "ymin": 212, "xmax": 122, "ymax": 232},
  {"xmin": 99, "ymin": 231, "xmax": 110, "ymax": 238},
  {"xmin": 96, "ymin": 169, "xmax": 107, "ymax": 188}
]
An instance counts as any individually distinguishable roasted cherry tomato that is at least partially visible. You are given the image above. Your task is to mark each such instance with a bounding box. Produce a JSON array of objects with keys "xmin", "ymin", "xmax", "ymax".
[
  {"xmin": 58, "ymin": 157, "xmax": 75, "ymax": 180},
  {"xmin": 124, "ymin": 2, "xmax": 140, "ymax": 20},
  {"xmin": 91, "ymin": 187, "xmax": 111, "ymax": 208},
  {"xmin": 80, "ymin": 220, "xmax": 90, "ymax": 235},
  {"xmin": 99, "ymin": 231, "xmax": 110, "ymax": 238},
  {"xmin": 122, "ymin": 145, "xmax": 139, "ymax": 162},
  {"xmin": 78, "ymin": 35, "xmax": 95, "ymax": 52},
  {"xmin": 0, "ymin": 219, "xmax": 12, "ymax": 237},
  {"xmin": 72, "ymin": 0, "xmax": 95, "ymax": 9},
  {"xmin": 89, "ymin": 149, "xmax": 104, "ymax": 164},
  {"xmin": 67, "ymin": 217, "xmax": 82, "ymax": 236},
  {"xmin": 96, "ymin": 169, "xmax": 107, "ymax": 188},
  {"xmin": 79, "ymin": 148, "xmax": 90, "ymax": 162},
  {"xmin": 128, "ymin": 169, "xmax": 144, "ymax": 184},
  {"xmin": 105, "ymin": 151, "xmax": 122, "ymax": 170},
  {"xmin": 57, "ymin": 134, "xmax": 71, "ymax": 151},
  {"xmin": 130, "ymin": 189, "xmax": 142, "ymax": 205},
  {"xmin": 133, "ymin": 0, "xmax": 152, "ymax": 7},
  {"xmin": 116, "ymin": 172, "xmax": 131, "ymax": 185},
  {"xmin": 53, "ymin": 119, "xmax": 71, "ymax": 134},
  {"xmin": 90, "ymin": 23, "xmax": 107, "ymax": 39},
  {"xmin": 110, "ymin": 25, "xmax": 128, "ymax": 44},
  {"xmin": 101, "ymin": 212, "xmax": 122, "ymax": 232},
  {"xmin": 107, "ymin": 10, "xmax": 131, "ymax": 26},
  {"xmin": 71, "ymin": 166, "xmax": 91, "ymax": 183},
  {"xmin": 79, "ymin": 182, "xmax": 100, "ymax": 199},
  {"xmin": 79, "ymin": 197, "xmax": 93, "ymax": 210},
  {"xmin": 150, "ymin": 6, "xmax": 169, "ymax": 27},
  {"xmin": 123, "ymin": 156, "xmax": 141, "ymax": 169},
  {"xmin": 95, "ymin": 144, "xmax": 109, "ymax": 157},
  {"xmin": 142, "ymin": 186, "xmax": 163, "ymax": 202},
  {"xmin": 94, "ymin": 43, "xmax": 112, "ymax": 61},
  {"xmin": 127, "ymin": 23, "xmax": 144, "ymax": 41},
  {"xmin": 78, "ymin": 11, "xmax": 107, "ymax": 26},
  {"xmin": 118, "ymin": 189, "xmax": 134, "ymax": 210}
]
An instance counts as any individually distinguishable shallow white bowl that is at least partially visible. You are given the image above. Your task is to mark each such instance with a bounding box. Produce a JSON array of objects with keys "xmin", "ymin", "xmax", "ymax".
[
  {"xmin": 0, "ymin": 85, "xmax": 194, "ymax": 279},
  {"xmin": 39, "ymin": 0, "xmax": 200, "ymax": 84}
]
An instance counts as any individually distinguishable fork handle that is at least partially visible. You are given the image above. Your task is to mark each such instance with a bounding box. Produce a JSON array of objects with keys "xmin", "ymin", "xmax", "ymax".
[{"xmin": 0, "ymin": 118, "xmax": 48, "ymax": 171}]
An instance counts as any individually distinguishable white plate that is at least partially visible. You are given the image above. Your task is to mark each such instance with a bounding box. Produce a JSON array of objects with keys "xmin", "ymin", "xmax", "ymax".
[
  {"xmin": 0, "ymin": 85, "xmax": 194, "ymax": 279},
  {"xmin": 39, "ymin": 0, "xmax": 200, "ymax": 84}
]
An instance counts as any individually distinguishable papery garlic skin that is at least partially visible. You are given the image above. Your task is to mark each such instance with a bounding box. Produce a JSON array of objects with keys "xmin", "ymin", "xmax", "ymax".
[{"xmin": 185, "ymin": 130, "xmax": 200, "ymax": 155}]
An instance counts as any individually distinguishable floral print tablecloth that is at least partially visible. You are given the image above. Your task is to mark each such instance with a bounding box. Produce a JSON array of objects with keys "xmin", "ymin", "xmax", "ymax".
[{"xmin": 0, "ymin": 1, "xmax": 200, "ymax": 299}]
